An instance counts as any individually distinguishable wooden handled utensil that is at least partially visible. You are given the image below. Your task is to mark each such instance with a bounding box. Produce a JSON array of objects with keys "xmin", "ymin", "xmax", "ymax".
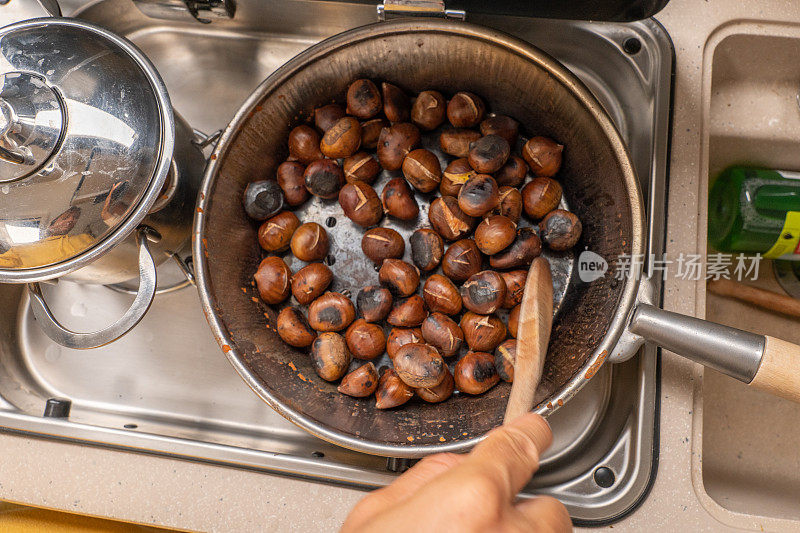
[
  {"xmin": 708, "ymin": 278, "xmax": 800, "ymax": 319},
  {"xmin": 504, "ymin": 257, "xmax": 553, "ymax": 423}
]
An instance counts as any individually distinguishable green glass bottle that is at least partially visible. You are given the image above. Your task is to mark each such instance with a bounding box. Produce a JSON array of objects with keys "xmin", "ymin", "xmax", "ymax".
[{"xmin": 709, "ymin": 166, "xmax": 800, "ymax": 260}]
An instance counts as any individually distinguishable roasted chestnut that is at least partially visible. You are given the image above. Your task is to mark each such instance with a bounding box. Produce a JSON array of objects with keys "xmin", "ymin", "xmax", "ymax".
[
  {"xmin": 346, "ymin": 79, "xmax": 382, "ymax": 119},
  {"xmin": 440, "ymin": 158, "xmax": 476, "ymax": 197},
  {"xmin": 311, "ymin": 332, "xmax": 351, "ymax": 382},
  {"xmin": 521, "ymin": 177, "xmax": 562, "ymax": 219},
  {"xmin": 386, "ymin": 327, "xmax": 424, "ymax": 359},
  {"xmin": 382, "ymin": 82, "xmax": 410, "ymax": 123},
  {"xmin": 258, "ymin": 211, "xmax": 300, "ymax": 253},
  {"xmin": 361, "ymin": 118, "xmax": 389, "ymax": 150},
  {"xmin": 402, "ymin": 148, "xmax": 441, "ymax": 193},
  {"xmin": 458, "ymin": 174, "xmax": 499, "ymax": 217},
  {"xmin": 343, "ymin": 152, "xmax": 381, "ymax": 184},
  {"xmin": 460, "ymin": 312, "xmax": 507, "ymax": 352},
  {"xmin": 494, "ymin": 186, "xmax": 523, "ymax": 223},
  {"xmin": 454, "ymin": 351, "xmax": 499, "ymax": 394},
  {"xmin": 254, "ymin": 256, "xmax": 291, "ymax": 305},
  {"xmin": 494, "ymin": 155, "xmax": 528, "ymax": 188},
  {"xmin": 468, "ymin": 135, "xmax": 510, "ymax": 174},
  {"xmin": 508, "ymin": 304, "xmax": 520, "ymax": 338},
  {"xmin": 474, "ymin": 215, "xmax": 516, "ymax": 256},
  {"xmin": 442, "ymin": 239, "xmax": 483, "ymax": 283},
  {"xmin": 379, "ymin": 259, "xmax": 420, "ymax": 297},
  {"xmin": 540, "ymin": 209, "xmax": 582, "ymax": 251},
  {"xmin": 320, "ymin": 116, "xmax": 362, "ymax": 159},
  {"xmin": 381, "ymin": 177, "xmax": 420, "ymax": 221},
  {"xmin": 291, "ymin": 262, "xmax": 333, "ymax": 305},
  {"xmin": 489, "ymin": 227, "xmax": 542, "ymax": 270},
  {"xmin": 409, "ymin": 228, "xmax": 444, "ymax": 272},
  {"xmin": 288, "ymin": 125, "xmax": 324, "ymax": 164},
  {"xmin": 276, "ymin": 306, "xmax": 316, "ymax": 348},
  {"xmin": 377, "ymin": 123, "xmax": 421, "ymax": 171},
  {"xmin": 500, "ymin": 270, "xmax": 526, "ymax": 309},
  {"xmin": 313, "ymin": 103, "xmax": 346, "ymax": 133},
  {"xmin": 291, "ymin": 222, "xmax": 330, "ymax": 262},
  {"xmin": 480, "ymin": 115, "xmax": 519, "ymax": 146},
  {"xmin": 440, "ymin": 128, "xmax": 481, "ymax": 158},
  {"xmin": 494, "ymin": 339, "xmax": 516, "ymax": 382},
  {"xmin": 357, "ymin": 286, "xmax": 393, "ymax": 323},
  {"xmin": 522, "ymin": 136, "xmax": 563, "ymax": 177},
  {"xmin": 338, "ymin": 362, "xmax": 379, "ymax": 397},
  {"xmin": 345, "ymin": 319, "xmax": 387, "ymax": 360},
  {"xmin": 428, "ymin": 196, "xmax": 475, "ymax": 241},
  {"xmin": 277, "ymin": 161, "xmax": 310, "ymax": 207},
  {"xmin": 375, "ymin": 368, "xmax": 414, "ymax": 409},
  {"xmin": 304, "ymin": 159, "xmax": 345, "ymax": 200},
  {"xmin": 447, "ymin": 91, "xmax": 485, "ymax": 128},
  {"xmin": 415, "ymin": 366, "xmax": 455, "ymax": 403},
  {"xmin": 421, "ymin": 312, "xmax": 463, "ymax": 357},
  {"xmin": 387, "ymin": 295, "xmax": 427, "ymax": 327},
  {"xmin": 411, "ymin": 90, "xmax": 446, "ymax": 130},
  {"xmin": 461, "ymin": 270, "xmax": 507, "ymax": 315},
  {"xmin": 422, "ymin": 274, "xmax": 462, "ymax": 316},
  {"xmin": 243, "ymin": 180, "xmax": 284, "ymax": 221},
  {"xmin": 394, "ymin": 343, "xmax": 446, "ymax": 388},
  {"xmin": 361, "ymin": 227, "xmax": 405, "ymax": 264},
  {"xmin": 338, "ymin": 182, "xmax": 383, "ymax": 227},
  {"xmin": 308, "ymin": 292, "xmax": 356, "ymax": 332}
]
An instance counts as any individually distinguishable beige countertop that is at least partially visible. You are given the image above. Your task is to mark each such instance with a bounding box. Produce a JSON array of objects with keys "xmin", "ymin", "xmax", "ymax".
[{"xmin": 3, "ymin": 0, "xmax": 800, "ymax": 530}]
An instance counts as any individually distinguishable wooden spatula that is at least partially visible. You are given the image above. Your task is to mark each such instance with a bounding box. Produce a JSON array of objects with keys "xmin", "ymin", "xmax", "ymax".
[{"xmin": 504, "ymin": 257, "xmax": 553, "ymax": 423}]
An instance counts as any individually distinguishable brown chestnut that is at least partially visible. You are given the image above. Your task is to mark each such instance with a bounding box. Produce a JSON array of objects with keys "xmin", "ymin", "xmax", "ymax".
[
  {"xmin": 338, "ymin": 362, "xmax": 380, "ymax": 397},
  {"xmin": 361, "ymin": 118, "xmax": 389, "ymax": 150},
  {"xmin": 382, "ymin": 82, "xmax": 410, "ymax": 123},
  {"xmin": 409, "ymin": 228, "xmax": 444, "ymax": 271},
  {"xmin": 357, "ymin": 286, "xmax": 393, "ymax": 323},
  {"xmin": 313, "ymin": 103, "xmax": 346, "ymax": 133},
  {"xmin": 440, "ymin": 158, "xmax": 476, "ymax": 197},
  {"xmin": 494, "ymin": 155, "xmax": 528, "ymax": 188},
  {"xmin": 321, "ymin": 116, "xmax": 361, "ymax": 159},
  {"xmin": 276, "ymin": 306, "xmax": 316, "ymax": 348},
  {"xmin": 345, "ymin": 319, "xmax": 386, "ymax": 360},
  {"xmin": 386, "ymin": 327, "xmax": 424, "ymax": 359},
  {"xmin": 339, "ymin": 182, "xmax": 383, "ymax": 227},
  {"xmin": 394, "ymin": 343, "xmax": 446, "ymax": 388},
  {"xmin": 254, "ymin": 256, "xmax": 291, "ymax": 305},
  {"xmin": 428, "ymin": 196, "xmax": 475, "ymax": 241},
  {"xmin": 361, "ymin": 227, "xmax": 405, "ymax": 264},
  {"xmin": 489, "ymin": 227, "xmax": 542, "ymax": 270},
  {"xmin": 411, "ymin": 90, "xmax": 446, "ymax": 131},
  {"xmin": 421, "ymin": 312, "xmax": 463, "ymax": 357},
  {"xmin": 377, "ymin": 123, "xmax": 421, "ymax": 171},
  {"xmin": 311, "ymin": 332, "xmax": 351, "ymax": 382},
  {"xmin": 522, "ymin": 136, "xmax": 563, "ymax": 177},
  {"xmin": 346, "ymin": 79, "xmax": 382, "ymax": 119},
  {"xmin": 454, "ymin": 351, "xmax": 499, "ymax": 394},
  {"xmin": 508, "ymin": 304, "xmax": 520, "ymax": 338},
  {"xmin": 308, "ymin": 292, "xmax": 356, "ymax": 332},
  {"xmin": 304, "ymin": 159, "xmax": 345, "ymax": 199},
  {"xmin": 379, "ymin": 259, "xmax": 420, "ymax": 297},
  {"xmin": 291, "ymin": 222, "xmax": 330, "ymax": 262},
  {"xmin": 495, "ymin": 186, "xmax": 523, "ymax": 223},
  {"xmin": 343, "ymin": 152, "xmax": 381, "ymax": 184},
  {"xmin": 415, "ymin": 366, "xmax": 455, "ymax": 403},
  {"xmin": 468, "ymin": 135, "xmax": 510, "ymax": 174},
  {"xmin": 522, "ymin": 177, "xmax": 562, "ymax": 219},
  {"xmin": 458, "ymin": 174, "xmax": 499, "ymax": 217},
  {"xmin": 439, "ymin": 128, "xmax": 481, "ymax": 158},
  {"xmin": 480, "ymin": 115, "xmax": 519, "ymax": 146},
  {"xmin": 442, "ymin": 239, "xmax": 483, "ymax": 283},
  {"xmin": 288, "ymin": 125, "xmax": 323, "ymax": 164},
  {"xmin": 402, "ymin": 148, "xmax": 441, "ymax": 193},
  {"xmin": 494, "ymin": 339, "xmax": 516, "ymax": 382},
  {"xmin": 375, "ymin": 368, "xmax": 414, "ymax": 409},
  {"xmin": 422, "ymin": 274, "xmax": 462, "ymax": 316},
  {"xmin": 460, "ymin": 312, "xmax": 507, "ymax": 352},
  {"xmin": 387, "ymin": 295, "xmax": 427, "ymax": 327},
  {"xmin": 474, "ymin": 215, "xmax": 516, "ymax": 256},
  {"xmin": 258, "ymin": 211, "xmax": 300, "ymax": 253},
  {"xmin": 381, "ymin": 177, "xmax": 420, "ymax": 221},
  {"xmin": 540, "ymin": 209, "xmax": 582, "ymax": 251},
  {"xmin": 277, "ymin": 161, "xmax": 310, "ymax": 207},
  {"xmin": 500, "ymin": 270, "xmax": 526, "ymax": 309},
  {"xmin": 291, "ymin": 262, "xmax": 333, "ymax": 305},
  {"xmin": 461, "ymin": 270, "xmax": 507, "ymax": 315},
  {"xmin": 447, "ymin": 92, "xmax": 485, "ymax": 128}
]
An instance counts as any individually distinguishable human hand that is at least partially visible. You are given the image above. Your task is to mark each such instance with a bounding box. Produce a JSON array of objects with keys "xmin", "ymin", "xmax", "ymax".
[{"xmin": 341, "ymin": 413, "xmax": 571, "ymax": 532}]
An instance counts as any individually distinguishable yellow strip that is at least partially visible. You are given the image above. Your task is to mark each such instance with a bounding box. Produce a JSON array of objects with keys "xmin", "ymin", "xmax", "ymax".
[{"xmin": 765, "ymin": 211, "xmax": 800, "ymax": 259}]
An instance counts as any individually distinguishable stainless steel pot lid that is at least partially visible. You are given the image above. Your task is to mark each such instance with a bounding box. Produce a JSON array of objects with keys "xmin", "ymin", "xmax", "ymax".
[{"xmin": 0, "ymin": 18, "xmax": 174, "ymax": 281}]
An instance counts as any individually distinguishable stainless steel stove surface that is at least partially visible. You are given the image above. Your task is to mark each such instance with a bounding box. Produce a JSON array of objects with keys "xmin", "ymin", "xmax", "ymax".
[{"xmin": 0, "ymin": 0, "xmax": 671, "ymax": 524}]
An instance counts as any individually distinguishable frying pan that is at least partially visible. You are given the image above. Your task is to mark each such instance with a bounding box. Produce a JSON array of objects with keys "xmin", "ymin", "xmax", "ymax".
[{"xmin": 193, "ymin": 19, "xmax": 800, "ymax": 458}]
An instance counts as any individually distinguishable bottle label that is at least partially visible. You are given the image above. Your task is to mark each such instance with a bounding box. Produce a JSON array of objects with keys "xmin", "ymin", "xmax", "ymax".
[{"xmin": 764, "ymin": 211, "xmax": 800, "ymax": 259}]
